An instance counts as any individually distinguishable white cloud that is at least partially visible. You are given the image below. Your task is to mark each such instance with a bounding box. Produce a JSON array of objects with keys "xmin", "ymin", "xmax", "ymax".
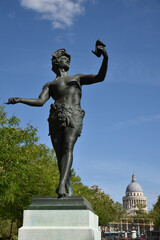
[{"xmin": 20, "ymin": 0, "xmax": 85, "ymax": 29}]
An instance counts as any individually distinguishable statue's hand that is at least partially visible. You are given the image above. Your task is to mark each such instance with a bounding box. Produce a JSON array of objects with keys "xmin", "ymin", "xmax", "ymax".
[
  {"xmin": 92, "ymin": 40, "xmax": 108, "ymax": 58},
  {"xmin": 6, "ymin": 97, "xmax": 21, "ymax": 104},
  {"xmin": 96, "ymin": 45, "xmax": 108, "ymax": 59}
]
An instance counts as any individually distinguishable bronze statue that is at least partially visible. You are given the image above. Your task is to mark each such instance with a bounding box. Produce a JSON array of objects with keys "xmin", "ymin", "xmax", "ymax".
[{"xmin": 6, "ymin": 40, "xmax": 108, "ymax": 198}]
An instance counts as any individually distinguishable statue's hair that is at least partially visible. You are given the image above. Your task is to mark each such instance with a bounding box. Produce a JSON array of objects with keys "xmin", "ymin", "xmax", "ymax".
[{"xmin": 51, "ymin": 49, "xmax": 71, "ymax": 74}]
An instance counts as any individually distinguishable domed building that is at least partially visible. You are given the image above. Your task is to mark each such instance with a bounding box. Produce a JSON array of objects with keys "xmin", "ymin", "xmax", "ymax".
[
  {"xmin": 102, "ymin": 174, "xmax": 153, "ymax": 235},
  {"xmin": 123, "ymin": 174, "xmax": 147, "ymax": 214}
]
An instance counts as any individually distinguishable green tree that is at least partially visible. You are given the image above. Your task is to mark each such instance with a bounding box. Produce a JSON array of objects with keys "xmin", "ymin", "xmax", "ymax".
[
  {"xmin": 0, "ymin": 105, "xmax": 59, "ymax": 236},
  {"xmin": 91, "ymin": 192, "xmax": 118, "ymax": 225},
  {"xmin": 113, "ymin": 201, "xmax": 126, "ymax": 222},
  {"xmin": 133, "ymin": 204, "xmax": 150, "ymax": 223},
  {"xmin": 151, "ymin": 195, "xmax": 160, "ymax": 228}
]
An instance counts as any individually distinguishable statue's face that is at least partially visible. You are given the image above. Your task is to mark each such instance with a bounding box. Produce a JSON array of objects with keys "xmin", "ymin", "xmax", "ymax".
[{"xmin": 58, "ymin": 55, "xmax": 70, "ymax": 71}]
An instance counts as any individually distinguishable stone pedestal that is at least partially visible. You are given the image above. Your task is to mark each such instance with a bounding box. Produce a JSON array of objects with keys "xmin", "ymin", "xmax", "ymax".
[{"xmin": 18, "ymin": 196, "xmax": 101, "ymax": 240}]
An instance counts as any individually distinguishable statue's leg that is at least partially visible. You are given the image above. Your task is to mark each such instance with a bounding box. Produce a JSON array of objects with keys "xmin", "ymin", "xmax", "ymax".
[
  {"xmin": 49, "ymin": 128, "xmax": 64, "ymax": 193},
  {"xmin": 58, "ymin": 127, "xmax": 78, "ymax": 197}
]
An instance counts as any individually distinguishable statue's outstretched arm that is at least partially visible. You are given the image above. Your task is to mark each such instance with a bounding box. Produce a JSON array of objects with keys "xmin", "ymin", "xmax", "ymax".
[
  {"xmin": 79, "ymin": 44, "xmax": 108, "ymax": 85},
  {"xmin": 6, "ymin": 85, "xmax": 50, "ymax": 107}
]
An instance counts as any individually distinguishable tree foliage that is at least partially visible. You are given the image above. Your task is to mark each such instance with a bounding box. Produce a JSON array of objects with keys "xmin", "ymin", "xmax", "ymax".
[
  {"xmin": 133, "ymin": 204, "xmax": 150, "ymax": 223},
  {"xmin": 0, "ymin": 105, "xmax": 59, "ymax": 224},
  {"xmin": 150, "ymin": 195, "xmax": 160, "ymax": 227},
  {"xmin": 90, "ymin": 193, "xmax": 125, "ymax": 226}
]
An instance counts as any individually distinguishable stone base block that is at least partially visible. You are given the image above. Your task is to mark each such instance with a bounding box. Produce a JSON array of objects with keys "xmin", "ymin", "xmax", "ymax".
[
  {"xmin": 18, "ymin": 210, "xmax": 101, "ymax": 240},
  {"xmin": 19, "ymin": 227, "xmax": 101, "ymax": 240}
]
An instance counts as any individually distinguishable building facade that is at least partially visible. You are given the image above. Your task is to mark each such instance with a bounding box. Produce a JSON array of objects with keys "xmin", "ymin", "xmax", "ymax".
[
  {"xmin": 122, "ymin": 173, "xmax": 147, "ymax": 214},
  {"xmin": 102, "ymin": 174, "xmax": 153, "ymax": 236}
]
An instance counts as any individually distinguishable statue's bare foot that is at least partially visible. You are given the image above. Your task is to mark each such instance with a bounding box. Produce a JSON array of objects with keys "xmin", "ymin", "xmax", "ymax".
[{"xmin": 67, "ymin": 187, "xmax": 74, "ymax": 196}]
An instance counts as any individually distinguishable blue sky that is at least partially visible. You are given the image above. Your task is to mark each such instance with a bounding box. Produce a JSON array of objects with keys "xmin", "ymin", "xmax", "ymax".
[{"xmin": 0, "ymin": 0, "xmax": 160, "ymax": 210}]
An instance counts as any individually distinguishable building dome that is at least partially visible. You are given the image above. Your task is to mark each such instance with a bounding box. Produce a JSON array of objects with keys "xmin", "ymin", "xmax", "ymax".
[{"xmin": 126, "ymin": 174, "xmax": 143, "ymax": 193}]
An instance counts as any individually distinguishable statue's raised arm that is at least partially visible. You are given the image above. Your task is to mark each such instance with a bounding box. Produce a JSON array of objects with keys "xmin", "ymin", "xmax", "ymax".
[{"xmin": 79, "ymin": 40, "xmax": 108, "ymax": 85}]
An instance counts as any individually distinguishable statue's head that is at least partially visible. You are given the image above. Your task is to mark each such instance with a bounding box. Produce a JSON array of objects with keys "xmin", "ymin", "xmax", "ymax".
[{"xmin": 52, "ymin": 49, "xmax": 71, "ymax": 74}]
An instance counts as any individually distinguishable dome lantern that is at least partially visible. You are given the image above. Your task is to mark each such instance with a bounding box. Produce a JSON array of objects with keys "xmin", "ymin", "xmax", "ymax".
[{"xmin": 132, "ymin": 173, "xmax": 136, "ymax": 182}]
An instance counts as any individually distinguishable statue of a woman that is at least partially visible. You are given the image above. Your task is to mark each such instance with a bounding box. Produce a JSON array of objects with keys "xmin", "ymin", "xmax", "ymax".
[{"xmin": 6, "ymin": 40, "xmax": 108, "ymax": 198}]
